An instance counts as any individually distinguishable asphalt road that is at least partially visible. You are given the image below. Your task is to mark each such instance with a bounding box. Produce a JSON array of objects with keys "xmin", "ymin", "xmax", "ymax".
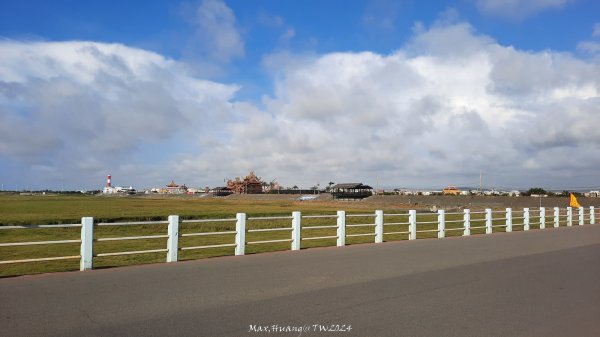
[{"xmin": 2, "ymin": 225, "xmax": 600, "ymax": 337}]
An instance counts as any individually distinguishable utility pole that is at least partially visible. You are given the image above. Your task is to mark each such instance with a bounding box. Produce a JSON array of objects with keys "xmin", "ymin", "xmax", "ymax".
[{"xmin": 479, "ymin": 171, "xmax": 483, "ymax": 194}]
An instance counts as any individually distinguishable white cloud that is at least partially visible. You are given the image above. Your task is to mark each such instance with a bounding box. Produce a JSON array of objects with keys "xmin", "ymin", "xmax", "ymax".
[
  {"xmin": 184, "ymin": 21, "xmax": 600, "ymax": 189},
  {"xmin": 0, "ymin": 40, "xmax": 238, "ymax": 188},
  {"xmin": 476, "ymin": 0, "xmax": 569, "ymax": 19},
  {"xmin": 190, "ymin": 0, "xmax": 244, "ymax": 63},
  {"xmin": 2, "ymin": 20, "xmax": 600, "ymax": 190}
]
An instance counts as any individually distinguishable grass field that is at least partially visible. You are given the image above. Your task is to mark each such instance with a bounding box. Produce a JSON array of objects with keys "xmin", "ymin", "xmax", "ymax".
[{"xmin": 0, "ymin": 193, "xmax": 587, "ymax": 277}]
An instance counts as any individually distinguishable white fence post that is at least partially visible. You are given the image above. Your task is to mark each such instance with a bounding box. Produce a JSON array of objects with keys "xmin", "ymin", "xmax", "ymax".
[
  {"xmin": 463, "ymin": 209, "xmax": 470, "ymax": 236},
  {"xmin": 567, "ymin": 207, "xmax": 573, "ymax": 227},
  {"xmin": 235, "ymin": 213, "xmax": 246, "ymax": 256},
  {"xmin": 554, "ymin": 207, "xmax": 559, "ymax": 228},
  {"xmin": 485, "ymin": 208, "xmax": 492, "ymax": 234},
  {"xmin": 292, "ymin": 211, "xmax": 301, "ymax": 250},
  {"xmin": 375, "ymin": 210, "xmax": 384, "ymax": 243},
  {"xmin": 167, "ymin": 215, "xmax": 179, "ymax": 262},
  {"xmin": 409, "ymin": 210, "xmax": 417, "ymax": 240},
  {"xmin": 337, "ymin": 211, "xmax": 346, "ymax": 246},
  {"xmin": 591, "ymin": 206, "xmax": 595, "ymax": 225},
  {"xmin": 539, "ymin": 207, "xmax": 545, "ymax": 229},
  {"xmin": 80, "ymin": 217, "xmax": 94, "ymax": 271},
  {"xmin": 523, "ymin": 208, "xmax": 530, "ymax": 231},
  {"xmin": 506, "ymin": 208, "xmax": 512, "ymax": 232},
  {"xmin": 578, "ymin": 207, "xmax": 584, "ymax": 226},
  {"xmin": 438, "ymin": 210, "xmax": 445, "ymax": 238}
]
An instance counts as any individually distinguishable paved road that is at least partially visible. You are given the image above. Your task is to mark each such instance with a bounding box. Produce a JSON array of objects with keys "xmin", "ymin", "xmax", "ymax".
[{"xmin": 2, "ymin": 225, "xmax": 600, "ymax": 337}]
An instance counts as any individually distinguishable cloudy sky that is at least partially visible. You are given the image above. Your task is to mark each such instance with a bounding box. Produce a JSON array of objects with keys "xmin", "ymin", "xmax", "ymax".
[{"xmin": 1, "ymin": 0, "xmax": 599, "ymax": 191}]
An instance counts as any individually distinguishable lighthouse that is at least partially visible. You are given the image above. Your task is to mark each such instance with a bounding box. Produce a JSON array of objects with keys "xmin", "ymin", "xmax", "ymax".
[{"xmin": 107, "ymin": 174, "xmax": 112, "ymax": 187}]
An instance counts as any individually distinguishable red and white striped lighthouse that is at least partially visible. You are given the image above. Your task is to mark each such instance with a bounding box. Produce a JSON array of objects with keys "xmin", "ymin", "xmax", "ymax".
[{"xmin": 107, "ymin": 174, "xmax": 112, "ymax": 187}]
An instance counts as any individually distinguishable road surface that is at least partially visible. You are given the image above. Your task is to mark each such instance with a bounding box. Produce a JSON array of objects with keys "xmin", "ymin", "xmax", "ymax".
[{"xmin": 2, "ymin": 225, "xmax": 600, "ymax": 336}]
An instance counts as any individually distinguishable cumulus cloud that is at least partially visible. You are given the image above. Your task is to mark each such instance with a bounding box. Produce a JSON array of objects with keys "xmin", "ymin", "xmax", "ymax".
[
  {"xmin": 2, "ymin": 20, "xmax": 600, "ymax": 190},
  {"xmin": 0, "ymin": 40, "xmax": 238, "ymax": 188},
  {"xmin": 183, "ymin": 21, "xmax": 600, "ymax": 189},
  {"xmin": 475, "ymin": 0, "xmax": 570, "ymax": 19}
]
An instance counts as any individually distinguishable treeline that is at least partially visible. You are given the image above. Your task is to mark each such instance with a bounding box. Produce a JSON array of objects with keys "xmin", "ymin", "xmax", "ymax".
[{"xmin": 522, "ymin": 188, "xmax": 583, "ymax": 197}]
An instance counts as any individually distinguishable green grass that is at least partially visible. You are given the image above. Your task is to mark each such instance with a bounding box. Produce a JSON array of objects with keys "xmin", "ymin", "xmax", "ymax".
[
  {"xmin": 0, "ymin": 194, "xmax": 588, "ymax": 277},
  {"xmin": 0, "ymin": 194, "xmax": 373, "ymax": 225}
]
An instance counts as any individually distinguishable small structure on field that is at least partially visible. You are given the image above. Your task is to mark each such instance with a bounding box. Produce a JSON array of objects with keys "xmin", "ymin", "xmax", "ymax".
[
  {"xmin": 102, "ymin": 173, "xmax": 135, "ymax": 194},
  {"xmin": 211, "ymin": 186, "xmax": 233, "ymax": 197},
  {"xmin": 442, "ymin": 186, "xmax": 461, "ymax": 196},
  {"xmin": 331, "ymin": 183, "xmax": 373, "ymax": 200},
  {"xmin": 226, "ymin": 171, "xmax": 264, "ymax": 194}
]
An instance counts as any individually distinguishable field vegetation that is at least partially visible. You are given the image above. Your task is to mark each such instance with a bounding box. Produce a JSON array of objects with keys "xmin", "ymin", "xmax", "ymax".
[{"xmin": 0, "ymin": 193, "xmax": 567, "ymax": 277}]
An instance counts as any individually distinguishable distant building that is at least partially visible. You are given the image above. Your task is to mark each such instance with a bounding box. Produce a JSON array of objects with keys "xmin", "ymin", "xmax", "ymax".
[
  {"xmin": 227, "ymin": 171, "xmax": 264, "ymax": 194},
  {"xmin": 211, "ymin": 186, "xmax": 233, "ymax": 197},
  {"xmin": 166, "ymin": 180, "xmax": 188, "ymax": 194},
  {"xmin": 442, "ymin": 186, "xmax": 461, "ymax": 196},
  {"xmin": 102, "ymin": 174, "xmax": 135, "ymax": 194},
  {"xmin": 330, "ymin": 183, "xmax": 373, "ymax": 200}
]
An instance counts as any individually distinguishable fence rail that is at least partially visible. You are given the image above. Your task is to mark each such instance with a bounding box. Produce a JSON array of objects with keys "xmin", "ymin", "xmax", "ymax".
[{"xmin": 1, "ymin": 206, "xmax": 597, "ymax": 271}]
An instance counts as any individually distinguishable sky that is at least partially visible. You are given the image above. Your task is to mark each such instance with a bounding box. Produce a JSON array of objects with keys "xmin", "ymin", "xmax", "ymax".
[{"xmin": 1, "ymin": 0, "xmax": 599, "ymax": 191}]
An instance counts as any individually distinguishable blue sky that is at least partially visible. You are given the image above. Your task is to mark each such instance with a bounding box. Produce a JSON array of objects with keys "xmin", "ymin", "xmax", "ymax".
[{"xmin": 1, "ymin": 0, "xmax": 600, "ymax": 191}]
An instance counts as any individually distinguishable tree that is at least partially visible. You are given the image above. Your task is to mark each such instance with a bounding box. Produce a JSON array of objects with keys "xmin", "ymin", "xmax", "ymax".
[
  {"xmin": 523, "ymin": 187, "xmax": 547, "ymax": 196},
  {"xmin": 326, "ymin": 181, "xmax": 335, "ymax": 192}
]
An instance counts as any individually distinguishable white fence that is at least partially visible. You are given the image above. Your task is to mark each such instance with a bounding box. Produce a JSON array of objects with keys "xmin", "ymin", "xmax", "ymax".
[{"xmin": 0, "ymin": 206, "xmax": 597, "ymax": 271}]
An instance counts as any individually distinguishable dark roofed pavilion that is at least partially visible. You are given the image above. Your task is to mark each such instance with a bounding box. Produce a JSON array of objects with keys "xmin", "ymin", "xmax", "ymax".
[{"xmin": 331, "ymin": 183, "xmax": 373, "ymax": 200}]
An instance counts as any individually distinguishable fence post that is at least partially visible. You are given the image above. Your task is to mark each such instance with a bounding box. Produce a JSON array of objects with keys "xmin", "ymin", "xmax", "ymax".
[
  {"xmin": 409, "ymin": 210, "xmax": 417, "ymax": 240},
  {"xmin": 167, "ymin": 215, "xmax": 179, "ymax": 262},
  {"xmin": 485, "ymin": 208, "xmax": 492, "ymax": 234},
  {"xmin": 80, "ymin": 217, "xmax": 94, "ymax": 271},
  {"xmin": 554, "ymin": 207, "xmax": 559, "ymax": 228},
  {"xmin": 337, "ymin": 211, "xmax": 346, "ymax": 247},
  {"xmin": 539, "ymin": 207, "xmax": 545, "ymax": 229},
  {"xmin": 578, "ymin": 207, "xmax": 584, "ymax": 226},
  {"xmin": 292, "ymin": 211, "xmax": 301, "ymax": 250},
  {"xmin": 567, "ymin": 207, "xmax": 572, "ymax": 227},
  {"xmin": 438, "ymin": 209, "xmax": 445, "ymax": 238},
  {"xmin": 591, "ymin": 206, "xmax": 595, "ymax": 225},
  {"xmin": 235, "ymin": 213, "xmax": 246, "ymax": 256},
  {"xmin": 463, "ymin": 209, "xmax": 470, "ymax": 236},
  {"xmin": 506, "ymin": 208, "xmax": 512, "ymax": 232},
  {"xmin": 523, "ymin": 208, "xmax": 530, "ymax": 231},
  {"xmin": 375, "ymin": 210, "xmax": 383, "ymax": 243}
]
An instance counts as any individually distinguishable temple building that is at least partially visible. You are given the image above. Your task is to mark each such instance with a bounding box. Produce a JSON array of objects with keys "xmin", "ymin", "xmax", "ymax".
[
  {"xmin": 226, "ymin": 171, "xmax": 264, "ymax": 194},
  {"xmin": 166, "ymin": 180, "xmax": 188, "ymax": 194}
]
